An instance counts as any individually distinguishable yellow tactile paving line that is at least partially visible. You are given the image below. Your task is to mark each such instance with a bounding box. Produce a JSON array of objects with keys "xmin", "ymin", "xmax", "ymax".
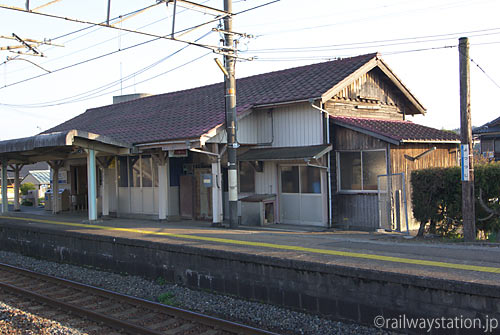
[{"xmin": 2, "ymin": 215, "xmax": 500, "ymax": 274}]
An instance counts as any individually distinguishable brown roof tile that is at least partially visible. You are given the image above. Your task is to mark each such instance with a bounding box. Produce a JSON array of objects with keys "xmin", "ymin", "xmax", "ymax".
[
  {"xmin": 332, "ymin": 116, "xmax": 459, "ymax": 144},
  {"xmin": 44, "ymin": 54, "xmax": 377, "ymax": 145}
]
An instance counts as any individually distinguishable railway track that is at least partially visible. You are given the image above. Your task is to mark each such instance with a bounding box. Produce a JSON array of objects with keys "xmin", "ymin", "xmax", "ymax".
[{"xmin": 0, "ymin": 262, "xmax": 279, "ymax": 335}]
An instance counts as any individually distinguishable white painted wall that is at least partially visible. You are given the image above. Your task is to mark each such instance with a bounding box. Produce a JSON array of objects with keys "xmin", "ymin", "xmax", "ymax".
[
  {"xmin": 255, "ymin": 161, "xmax": 277, "ymax": 194},
  {"xmin": 271, "ymin": 103, "xmax": 323, "ymax": 147},
  {"xmin": 208, "ymin": 103, "xmax": 322, "ymax": 147}
]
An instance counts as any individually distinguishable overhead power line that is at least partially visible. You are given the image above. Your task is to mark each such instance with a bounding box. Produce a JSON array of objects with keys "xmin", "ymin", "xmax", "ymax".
[
  {"xmin": 0, "ymin": 4, "xmax": 227, "ymax": 53},
  {"xmin": 1, "ymin": 31, "xmax": 213, "ymax": 107},
  {"xmin": 1, "ymin": 0, "xmax": 214, "ymax": 76},
  {"xmin": 243, "ymin": 27, "xmax": 500, "ymax": 54}
]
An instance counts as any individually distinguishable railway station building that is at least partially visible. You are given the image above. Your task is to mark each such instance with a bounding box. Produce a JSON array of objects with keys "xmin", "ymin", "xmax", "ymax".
[{"xmin": 0, "ymin": 53, "xmax": 459, "ymax": 231}]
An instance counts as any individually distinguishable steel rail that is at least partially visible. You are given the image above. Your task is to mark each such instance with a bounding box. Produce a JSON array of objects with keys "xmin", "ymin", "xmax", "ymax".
[{"xmin": 0, "ymin": 262, "xmax": 279, "ymax": 335}]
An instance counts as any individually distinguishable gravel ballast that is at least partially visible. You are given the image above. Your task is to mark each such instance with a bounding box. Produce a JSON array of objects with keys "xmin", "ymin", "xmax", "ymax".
[{"xmin": 0, "ymin": 250, "xmax": 393, "ymax": 335}]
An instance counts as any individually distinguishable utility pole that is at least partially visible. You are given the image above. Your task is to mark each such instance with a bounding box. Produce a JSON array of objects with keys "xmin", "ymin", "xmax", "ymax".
[
  {"xmin": 459, "ymin": 37, "xmax": 476, "ymax": 241},
  {"xmin": 223, "ymin": 0, "xmax": 239, "ymax": 228}
]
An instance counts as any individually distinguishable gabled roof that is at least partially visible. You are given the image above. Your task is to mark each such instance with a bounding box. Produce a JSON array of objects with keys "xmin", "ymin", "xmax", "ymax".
[
  {"xmin": 43, "ymin": 53, "xmax": 424, "ymax": 146},
  {"xmin": 331, "ymin": 116, "xmax": 460, "ymax": 145},
  {"xmin": 473, "ymin": 116, "xmax": 500, "ymax": 135},
  {"xmin": 25, "ymin": 170, "xmax": 50, "ymax": 184}
]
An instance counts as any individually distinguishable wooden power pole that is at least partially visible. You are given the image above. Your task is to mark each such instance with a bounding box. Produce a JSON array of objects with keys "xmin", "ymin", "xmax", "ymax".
[
  {"xmin": 223, "ymin": 0, "xmax": 239, "ymax": 228},
  {"xmin": 459, "ymin": 37, "xmax": 476, "ymax": 241}
]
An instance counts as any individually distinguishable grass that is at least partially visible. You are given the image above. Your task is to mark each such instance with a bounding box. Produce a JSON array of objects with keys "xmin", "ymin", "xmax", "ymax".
[{"xmin": 157, "ymin": 292, "xmax": 177, "ymax": 306}]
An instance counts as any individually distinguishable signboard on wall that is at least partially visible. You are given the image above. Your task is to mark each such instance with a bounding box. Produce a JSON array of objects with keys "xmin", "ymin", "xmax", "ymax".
[
  {"xmin": 169, "ymin": 149, "xmax": 188, "ymax": 158},
  {"xmin": 461, "ymin": 144, "xmax": 470, "ymax": 181}
]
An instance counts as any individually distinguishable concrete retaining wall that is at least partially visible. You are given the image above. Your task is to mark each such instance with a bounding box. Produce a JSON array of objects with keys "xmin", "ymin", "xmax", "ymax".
[{"xmin": 1, "ymin": 222, "xmax": 499, "ymax": 334}]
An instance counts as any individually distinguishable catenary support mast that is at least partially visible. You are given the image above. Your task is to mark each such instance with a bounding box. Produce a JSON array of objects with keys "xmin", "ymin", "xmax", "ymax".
[{"xmin": 223, "ymin": 0, "xmax": 239, "ymax": 228}]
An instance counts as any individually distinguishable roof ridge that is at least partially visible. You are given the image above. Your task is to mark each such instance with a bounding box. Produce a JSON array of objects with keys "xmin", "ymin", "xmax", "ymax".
[
  {"xmin": 238, "ymin": 53, "xmax": 377, "ymax": 82},
  {"xmin": 87, "ymin": 53, "xmax": 378, "ymax": 111},
  {"xmin": 332, "ymin": 115, "xmax": 414, "ymax": 124}
]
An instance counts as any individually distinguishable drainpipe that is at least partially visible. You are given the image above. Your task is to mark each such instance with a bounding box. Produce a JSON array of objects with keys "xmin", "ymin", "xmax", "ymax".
[{"xmin": 310, "ymin": 101, "xmax": 333, "ymax": 228}]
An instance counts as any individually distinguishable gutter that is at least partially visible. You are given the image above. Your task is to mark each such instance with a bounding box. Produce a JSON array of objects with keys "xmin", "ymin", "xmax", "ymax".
[
  {"xmin": 254, "ymin": 98, "xmax": 320, "ymax": 109},
  {"xmin": 310, "ymin": 100, "xmax": 333, "ymax": 228}
]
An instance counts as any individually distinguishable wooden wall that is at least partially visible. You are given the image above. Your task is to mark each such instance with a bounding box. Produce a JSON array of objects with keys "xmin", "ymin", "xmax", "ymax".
[
  {"xmin": 324, "ymin": 68, "xmax": 414, "ymax": 120},
  {"xmin": 331, "ymin": 126, "xmax": 388, "ymax": 229},
  {"xmin": 390, "ymin": 143, "xmax": 459, "ymax": 230},
  {"xmin": 331, "ymin": 124, "xmax": 459, "ymax": 231}
]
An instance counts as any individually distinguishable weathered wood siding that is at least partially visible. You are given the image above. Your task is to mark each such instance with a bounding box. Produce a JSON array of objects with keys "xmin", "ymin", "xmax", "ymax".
[
  {"xmin": 331, "ymin": 126, "xmax": 388, "ymax": 228},
  {"xmin": 390, "ymin": 143, "xmax": 459, "ymax": 230},
  {"xmin": 335, "ymin": 194, "xmax": 379, "ymax": 229},
  {"xmin": 334, "ymin": 126, "xmax": 387, "ymax": 151},
  {"xmin": 325, "ymin": 68, "xmax": 411, "ymax": 120}
]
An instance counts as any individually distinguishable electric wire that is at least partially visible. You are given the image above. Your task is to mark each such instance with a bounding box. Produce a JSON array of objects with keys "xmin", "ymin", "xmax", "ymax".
[
  {"xmin": 1, "ymin": 0, "xmax": 213, "ymax": 76},
  {"xmin": 0, "ymin": 0, "xmax": 274, "ymax": 91},
  {"xmin": 244, "ymin": 27, "xmax": 500, "ymax": 53},
  {"xmin": 1, "ymin": 30, "xmax": 213, "ymax": 107},
  {"xmin": 252, "ymin": 0, "xmax": 494, "ymax": 37}
]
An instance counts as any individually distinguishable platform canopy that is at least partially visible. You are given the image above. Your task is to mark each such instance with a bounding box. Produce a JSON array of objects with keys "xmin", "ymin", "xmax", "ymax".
[{"xmin": 0, "ymin": 130, "xmax": 132, "ymax": 164}]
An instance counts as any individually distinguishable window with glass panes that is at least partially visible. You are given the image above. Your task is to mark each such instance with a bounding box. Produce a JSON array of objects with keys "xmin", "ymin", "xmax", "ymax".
[
  {"xmin": 337, "ymin": 150, "xmax": 386, "ymax": 191},
  {"xmin": 117, "ymin": 155, "xmax": 159, "ymax": 188},
  {"xmin": 280, "ymin": 166, "xmax": 321, "ymax": 194}
]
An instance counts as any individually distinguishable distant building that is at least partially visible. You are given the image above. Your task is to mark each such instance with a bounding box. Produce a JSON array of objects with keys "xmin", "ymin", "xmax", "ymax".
[
  {"xmin": 473, "ymin": 116, "xmax": 500, "ymax": 161},
  {"xmin": 22, "ymin": 170, "xmax": 50, "ymax": 198}
]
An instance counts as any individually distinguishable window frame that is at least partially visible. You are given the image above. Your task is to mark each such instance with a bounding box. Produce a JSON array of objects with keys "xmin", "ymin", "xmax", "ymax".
[
  {"xmin": 239, "ymin": 161, "xmax": 256, "ymax": 194},
  {"xmin": 118, "ymin": 155, "xmax": 159, "ymax": 189},
  {"xmin": 279, "ymin": 164, "xmax": 322, "ymax": 195},
  {"xmin": 336, "ymin": 149, "xmax": 387, "ymax": 194}
]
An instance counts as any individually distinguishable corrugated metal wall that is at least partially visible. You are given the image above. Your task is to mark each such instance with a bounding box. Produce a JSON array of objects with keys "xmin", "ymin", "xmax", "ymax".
[
  {"xmin": 255, "ymin": 161, "xmax": 277, "ymax": 194},
  {"xmin": 237, "ymin": 110, "xmax": 273, "ymax": 144},
  {"xmin": 272, "ymin": 103, "xmax": 323, "ymax": 147}
]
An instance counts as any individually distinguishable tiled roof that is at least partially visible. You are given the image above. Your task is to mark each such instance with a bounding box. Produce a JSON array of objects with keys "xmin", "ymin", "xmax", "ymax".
[
  {"xmin": 473, "ymin": 116, "xmax": 500, "ymax": 135},
  {"xmin": 44, "ymin": 54, "xmax": 377, "ymax": 145},
  {"xmin": 332, "ymin": 116, "xmax": 460, "ymax": 144}
]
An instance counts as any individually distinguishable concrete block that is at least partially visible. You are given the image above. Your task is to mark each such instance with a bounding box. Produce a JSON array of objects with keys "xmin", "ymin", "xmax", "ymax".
[
  {"xmin": 238, "ymin": 282, "xmax": 254, "ymax": 300},
  {"xmin": 254, "ymin": 285, "xmax": 268, "ymax": 302},
  {"xmin": 300, "ymin": 293, "xmax": 318, "ymax": 312},
  {"xmin": 224, "ymin": 279, "xmax": 238, "ymax": 296},
  {"xmin": 199, "ymin": 275, "xmax": 212, "ymax": 290},
  {"xmin": 318, "ymin": 297, "xmax": 337, "ymax": 316},
  {"xmin": 211, "ymin": 277, "xmax": 225, "ymax": 293},
  {"xmin": 359, "ymin": 303, "xmax": 383, "ymax": 325},
  {"xmin": 186, "ymin": 270, "xmax": 198, "ymax": 288},
  {"xmin": 284, "ymin": 290, "xmax": 300, "ymax": 309},
  {"xmin": 269, "ymin": 287, "xmax": 283, "ymax": 305},
  {"xmin": 338, "ymin": 300, "xmax": 359, "ymax": 321}
]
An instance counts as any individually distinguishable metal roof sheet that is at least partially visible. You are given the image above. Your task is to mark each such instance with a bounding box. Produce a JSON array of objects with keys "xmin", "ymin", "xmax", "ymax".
[
  {"xmin": 238, "ymin": 144, "xmax": 332, "ymax": 161},
  {"xmin": 27, "ymin": 170, "xmax": 50, "ymax": 184}
]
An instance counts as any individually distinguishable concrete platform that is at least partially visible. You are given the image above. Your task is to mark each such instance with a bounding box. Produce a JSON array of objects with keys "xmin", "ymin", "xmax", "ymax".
[
  {"xmin": 2, "ymin": 209, "xmax": 499, "ymax": 285},
  {"xmin": 1, "ymin": 209, "xmax": 500, "ymax": 332}
]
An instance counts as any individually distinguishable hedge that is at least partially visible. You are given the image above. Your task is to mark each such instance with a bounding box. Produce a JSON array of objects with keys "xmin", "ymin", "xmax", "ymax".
[{"xmin": 411, "ymin": 163, "xmax": 500, "ymax": 238}]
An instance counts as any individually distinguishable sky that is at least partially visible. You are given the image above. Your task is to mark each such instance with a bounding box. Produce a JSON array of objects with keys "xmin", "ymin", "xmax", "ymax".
[{"xmin": 0, "ymin": 0, "xmax": 499, "ymax": 140}]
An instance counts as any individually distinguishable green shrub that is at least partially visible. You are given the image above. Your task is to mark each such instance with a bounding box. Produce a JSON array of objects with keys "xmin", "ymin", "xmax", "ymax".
[
  {"xmin": 157, "ymin": 292, "xmax": 177, "ymax": 306},
  {"xmin": 411, "ymin": 162, "xmax": 500, "ymax": 239},
  {"xmin": 20, "ymin": 183, "xmax": 36, "ymax": 195}
]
